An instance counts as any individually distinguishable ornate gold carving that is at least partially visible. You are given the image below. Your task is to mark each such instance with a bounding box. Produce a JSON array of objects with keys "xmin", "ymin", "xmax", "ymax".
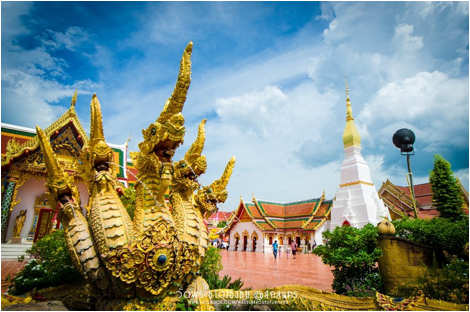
[
  {"xmin": 1, "ymin": 93, "xmax": 88, "ymax": 167},
  {"xmin": 339, "ymin": 180, "xmax": 374, "ymax": 188},
  {"xmin": 35, "ymin": 43, "xmax": 228, "ymax": 308}
]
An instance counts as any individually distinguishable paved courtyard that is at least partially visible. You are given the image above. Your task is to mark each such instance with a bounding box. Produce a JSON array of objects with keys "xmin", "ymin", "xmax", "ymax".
[
  {"xmin": 2, "ymin": 250, "xmax": 334, "ymax": 294},
  {"xmin": 219, "ymin": 249, "xmax": 333, "ymax": 291},
  {"xmin": 1, "ymin": 260, "xmax": 25, "ymax": 293}
]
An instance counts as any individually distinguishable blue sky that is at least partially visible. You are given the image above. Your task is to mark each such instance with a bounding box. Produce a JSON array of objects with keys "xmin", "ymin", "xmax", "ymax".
[{"xmin": 2, "ymin": 2, "xmax": 469, "ymax": 211}]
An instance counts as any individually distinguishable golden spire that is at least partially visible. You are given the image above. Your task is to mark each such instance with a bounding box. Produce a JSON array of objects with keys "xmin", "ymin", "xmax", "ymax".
[{"xmin": 342, "ymin": 77, "xmax": 361, "ymax": 148}]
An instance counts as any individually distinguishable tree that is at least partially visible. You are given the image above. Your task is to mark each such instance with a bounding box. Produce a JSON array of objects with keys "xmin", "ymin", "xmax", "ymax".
[
  {"xmin": 429, "ymin": 155, "xmax": 465, "ymax": 221},
  {"xmin": 313, "ymin": 224, "xmax": 383, "ymax": 295},
  {"xmin": 120, "ymin": 184, "xmax": 136, "ymax": 220},
  {"xmin": 217, "ymin": 220, "xmax": 227, "ymax": 228}
]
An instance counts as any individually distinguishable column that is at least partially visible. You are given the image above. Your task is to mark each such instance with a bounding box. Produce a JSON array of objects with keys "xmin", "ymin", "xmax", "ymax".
[{"xmin": 1, "ymin": 181, "xmax": 16, "ymax": 243}]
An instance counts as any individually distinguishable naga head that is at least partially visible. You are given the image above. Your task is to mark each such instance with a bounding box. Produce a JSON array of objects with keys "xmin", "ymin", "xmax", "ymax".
[
  {"xmin": 196, "ymin": 156, "xmax": 236, "ymax": 213},
  {"xmin": 81, "ymin": 94, "xmax": 115, "ymax": 175},
  {"xmin": 173, "ymin": 119, "xmax": 207, "ymax": 191},
  {"xmin": 36, "ymin": 126, "xmax": 80, "ymax": 213},
  {"xmin": 138, "ymin": 42, "xmax": 193, "ymax": 165}
]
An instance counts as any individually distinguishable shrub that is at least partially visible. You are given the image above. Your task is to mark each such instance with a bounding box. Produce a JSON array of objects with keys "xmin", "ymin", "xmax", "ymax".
[
  {"xmin": 313, "ymin": 223, "xmax": 383, "ymax": 295},
  {"xmin": 393, "ymin": 217, "xmax": 469, "ymax": 257},
  {"xmin": 199, "ymin": 246, "xmax": 249, "ymax": 290},
  {"xmin": 200, "ymin": 246, "xmax": 223, "ymax": 288},
  {"xmin": 8, "ymin": 230, "xmax": 83, "ymax": 295}
]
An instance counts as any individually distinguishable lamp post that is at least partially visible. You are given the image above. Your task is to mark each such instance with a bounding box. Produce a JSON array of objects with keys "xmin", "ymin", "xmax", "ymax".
[{"xmin": 393, "ymin": 128, "xmax": 418, "ymax": 218}]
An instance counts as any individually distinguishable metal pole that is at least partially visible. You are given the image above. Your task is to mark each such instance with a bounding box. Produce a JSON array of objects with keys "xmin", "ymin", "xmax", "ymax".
[{"xmin": 406, "ymin": 154, "xmax": 419, "ymax": 218}]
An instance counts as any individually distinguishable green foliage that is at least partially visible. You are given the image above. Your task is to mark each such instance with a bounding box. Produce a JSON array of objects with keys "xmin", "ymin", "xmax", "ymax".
[
  {"xmin": 120, "ymin": 185, "xmax": 136, "ymax": 219},
  {"xmin": 8, "ymin": 230, "xmax": 83, "ymax": 295},
  {"xmin": 200, "ymin": 246, "xmax": 223, "ymax": 288},
  {"xmin": 429, "ymin": 154, "xmax": 465, "ymax": 221},
  {"xmin": 389, "ymin": 255, "xmax": 469, "ymax": 304},
  {"xmin": 176, "ymin": 297, "xmax": 197, "ymax": 311},
  {"xmin": 217, "ymin": 220, "xmax": 227, "ymax": 228},
  {"xmin": 344, "ymin": 280, "xmax": 376, "ymax": 297},
  {"xmin": 313, "ymin": 224, "xmax": 383, "ymax": 295},
  {"xmin": 199, "ymin": 246, "xmax": 250, "ymax": 290},
  {"xmin": 393, "ymin": 217, "xmax": 469, "ymax": 256}
]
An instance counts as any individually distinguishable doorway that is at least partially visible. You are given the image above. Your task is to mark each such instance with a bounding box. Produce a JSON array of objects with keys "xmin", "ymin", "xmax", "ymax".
[
  {"xmin": 243, "ymin": 236, "xmax": 248, "ymax": 251},
  {"xmin": 34, "ymin": 208, "xmax": 54, "ymax": 242}
]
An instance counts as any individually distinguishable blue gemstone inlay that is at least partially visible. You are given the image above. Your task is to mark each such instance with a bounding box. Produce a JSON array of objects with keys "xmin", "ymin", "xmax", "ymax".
[{"xmin": 157, "ymin": 254, "xmax": 167, "ymax": 264}]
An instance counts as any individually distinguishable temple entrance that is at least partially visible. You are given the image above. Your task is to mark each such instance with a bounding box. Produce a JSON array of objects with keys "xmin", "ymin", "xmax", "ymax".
[
  {"xmin": 34, "ymin": 208, "xmax": 54, "ymax": 242},
  {"xmin": 288, "ymin": 237, "xmax": 292, "ymax": 245},
  {"xmin": 296, "ymin": 236, "xmax": 301, "ymax": 246},
  {"xmin": 243, "ymin": 236, "xmax": 247, "ymax": 251},
  {"xmin": 280, "ymin": 237, "xmax": 283, "ymax": 245},
  {"xmin": 268, "ymin": 236, "xmax": 273, "ymax": 245},
  {"xmin": 235, "ymin": 237, "xmax": 239, "ymax": 251},
  {"xmin": 252, "ymin": 237, "xmax": 257, "ymax": 251}
]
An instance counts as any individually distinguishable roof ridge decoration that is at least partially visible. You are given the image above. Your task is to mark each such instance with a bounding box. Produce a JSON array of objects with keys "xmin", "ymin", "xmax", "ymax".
[
  {"xmin": 301, "ymin": 190, "xmax": 327, "ymax": 229},
  {"xmin": 380, "ymin": 179, "xmax": 418, "ymax": 210},
  {"xmin": 2, "ymin": 91, "xmax": 89, "ymax": 166}
]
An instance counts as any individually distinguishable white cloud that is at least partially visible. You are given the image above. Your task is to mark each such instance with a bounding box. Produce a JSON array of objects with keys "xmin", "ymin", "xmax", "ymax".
[
  {"xmin": 393, "ymin": 24, "xmax": 424, "ymax": 52},
  {"xmin": 359, "ymin": 71, "xmax": 469, "ymax": 153}
]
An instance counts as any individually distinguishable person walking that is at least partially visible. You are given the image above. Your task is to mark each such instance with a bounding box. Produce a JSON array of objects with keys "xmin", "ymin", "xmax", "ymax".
[
  {"xmin": 278, "ymin": 245, "xmax": 282, "ymax": 258},
  {"xmin": 291, "ymin": 240, "xmax": 298, "ymax": 259},
  {"xmin": 272, "ymin": 240, "xmax": 278, "ymax": 259}
]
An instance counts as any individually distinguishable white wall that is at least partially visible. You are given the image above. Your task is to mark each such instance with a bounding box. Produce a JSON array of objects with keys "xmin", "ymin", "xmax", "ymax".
[{"xmin": 229, "ymin": 222, "xmax": 263, "ymax": 252}]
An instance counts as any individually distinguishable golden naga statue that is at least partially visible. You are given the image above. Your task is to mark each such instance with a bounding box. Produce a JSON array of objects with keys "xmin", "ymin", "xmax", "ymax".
[
  {"xmin": 170, "ymin": 118, "xmax": 236, "ymax": 276},
  {"xmin": 38, "ymin": 41, "xmax": 235, "ymax": 307},
  {"xmin": 36, "ymin": 126, "xmax": 112, "ymax": 297}
]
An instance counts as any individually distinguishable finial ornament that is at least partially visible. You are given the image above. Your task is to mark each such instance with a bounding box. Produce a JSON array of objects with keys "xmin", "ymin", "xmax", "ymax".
[
  {"xmin": 71, "ymin": 89, "xmax": 78, "ymax": 107},
  {"xmin": 342, "ymin": 77, "xmax": 361, "ymax": 148}
]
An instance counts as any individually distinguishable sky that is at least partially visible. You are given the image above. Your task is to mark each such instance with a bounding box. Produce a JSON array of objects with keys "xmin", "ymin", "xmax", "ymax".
[{"xmin": 2, "ymin": 1, "xmax": 469, "ymax": 212}]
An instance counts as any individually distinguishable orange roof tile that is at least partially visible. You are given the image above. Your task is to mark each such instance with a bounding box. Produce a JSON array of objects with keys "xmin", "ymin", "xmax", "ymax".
[
  {"xmin": 256, "ymin": 198, "xmax": 321, "ymax": 218},
  {"xmin": 245, "ymin": 203, "xmax": 263, "ymax": 219}
]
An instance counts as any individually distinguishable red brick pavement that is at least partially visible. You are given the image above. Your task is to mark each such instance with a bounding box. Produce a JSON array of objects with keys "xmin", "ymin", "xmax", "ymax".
[
  {"xmin": 219, "ymin": 249, "xmax": 333, "ymax": 292},
  {"xmin": 1, "ymin": 251, "xmax": 335, "ymax": 294},
  {"xmin": 1, "ymin": 260, "xmax": 26, "ymax": 293}
]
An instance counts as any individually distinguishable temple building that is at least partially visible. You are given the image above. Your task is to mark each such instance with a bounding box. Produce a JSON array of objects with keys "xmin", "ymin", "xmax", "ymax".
[
  {"xmin": 379, "ymin": 180, "xmax": 469, "ymax": 220},
  {"xmin": 220, "ymin": 195, "xmax": 332, "ymax": 252},
  {"xmin": 1, "ymin": 94, "xmax": 133, "ymax": 244},
  {"xmin": 220, "ymin": 81, "xmax": 390, "ymax": 251}
]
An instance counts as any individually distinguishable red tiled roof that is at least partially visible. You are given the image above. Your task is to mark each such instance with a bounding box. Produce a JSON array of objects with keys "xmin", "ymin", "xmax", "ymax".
[
  {"xmin": 254, "ymin": 221, "xmax": 274, "ymax": 231},
  {"xmin": 269, "ymin": 218, "xmax": 309, "ymax": 230},
  {"xmin": 208, "ymin": 211, "xmax": 232, "ymax": 221},
  {"xmin": 256, "ymin": 198, "xmax": 320, "ymax": 218},
  {"xmin": 417, "ymin": 209, "xmax": 440, "ymax": 220},
  {"xmin": 397, "ymin": 183, "xmax": 433, "ymax": 206},
  {"xmin": 245, "ymin": 203, "xmax": 263, "ymax": 219}
]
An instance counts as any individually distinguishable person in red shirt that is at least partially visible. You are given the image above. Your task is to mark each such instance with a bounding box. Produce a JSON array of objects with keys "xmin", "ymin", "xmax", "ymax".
[{"xmin": 291, "ymin": 241, "xmax": 297, "ymax": 259}]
